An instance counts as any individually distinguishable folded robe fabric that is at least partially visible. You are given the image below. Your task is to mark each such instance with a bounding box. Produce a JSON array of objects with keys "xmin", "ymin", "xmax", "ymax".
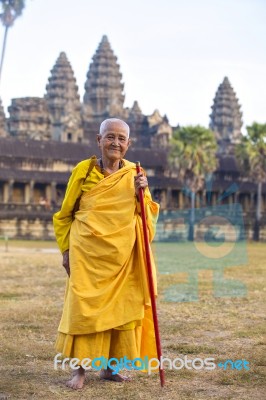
[{"xmin": 54, "ymin": 159, "xmax": 160, "ymax": 361}]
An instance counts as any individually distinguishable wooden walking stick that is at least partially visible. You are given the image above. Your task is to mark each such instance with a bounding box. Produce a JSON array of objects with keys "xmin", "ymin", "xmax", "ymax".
[{"xmin": 136, "ymin": 161, "xmax": 165, "ymax": 387}]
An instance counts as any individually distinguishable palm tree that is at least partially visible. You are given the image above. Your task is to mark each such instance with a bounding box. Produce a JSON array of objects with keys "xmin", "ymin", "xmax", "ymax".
[
  {"xmin": 236, "ymin": 122, "xmax": 266, "ymax": 241},
  {"xmin": 169, "ymin": 125, "xmax": 218, "ymax": 240},
  {"xmin": 0, "ymin": 0, "xmax": 25, "ymax": 84}
]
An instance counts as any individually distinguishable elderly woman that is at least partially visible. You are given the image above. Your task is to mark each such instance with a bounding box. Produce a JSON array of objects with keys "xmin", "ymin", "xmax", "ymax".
[{"xmin": 53, "ymin": 118, "xmax": 159, "ymax": 389}]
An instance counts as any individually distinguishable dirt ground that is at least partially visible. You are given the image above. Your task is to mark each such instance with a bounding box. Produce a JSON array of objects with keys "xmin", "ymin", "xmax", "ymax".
[{"xmin": 0, "ymin": 242, "xmax": 265, "ymax": 399}]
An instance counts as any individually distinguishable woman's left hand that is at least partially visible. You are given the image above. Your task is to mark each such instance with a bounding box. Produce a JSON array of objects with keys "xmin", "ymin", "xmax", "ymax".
[{"xmin": 134, "ymin": 172, "xmax": 148, "ymax": 197}]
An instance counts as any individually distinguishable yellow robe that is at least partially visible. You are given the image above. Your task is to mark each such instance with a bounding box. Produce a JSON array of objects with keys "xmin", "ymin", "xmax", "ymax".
[{"xmin": 53, "ymin": 158, "xmax": 159, "ymax": 363}]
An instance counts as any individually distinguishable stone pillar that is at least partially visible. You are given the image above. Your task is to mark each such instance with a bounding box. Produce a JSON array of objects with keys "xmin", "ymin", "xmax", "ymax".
[
  {"xmin": 202, "ymin": 190, "xmax": 206, "ymax": 207},
  {"xmin": 178, "ymin": 191, "xmax": 183, "ymax": 209},
  {"xmin": 51, "ymin": 181, "xmax": 57, "ymax": 204},
  {"xmin": 196, "ymin": 192, "xmax": 200, "ymax": 208},
  {"xmin": 211, "ymin": 192, "xmax": 217, "ymax": 206},
  {"xmin": 160, "ymin": 190, "xmax": 167, "ymax": 210},
  {"xmin": 7, "ymin": 179, "xmax": 14, "ymax": 202},
  {"xmin": 244, "ymin": 194, "xmax": 249, "ymax": 212},
  {"xmin": 251, "ymin": 193, "xmax": 256, "ymax": 211},
  {"xmin": 3, "ymin": 182, "xmax": 9, "ymax": 203},
  {"xmin": 166, "ymin": 187, "xmax": 172, "ymax": 209},
  {"xmin": 29, "ymin": 180, "xmax": 35, "ymax": 203},
  {"xmin": 45, "ymin": 184, "xmax": 51, "ymax": 202},
  {"xmin": 24, "ymin": 182, "xmax": 30, "ymax": 203}
]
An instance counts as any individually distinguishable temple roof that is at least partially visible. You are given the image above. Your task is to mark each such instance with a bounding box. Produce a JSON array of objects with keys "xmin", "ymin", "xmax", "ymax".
[
  {"xmin": 0, "ymin": 137, "xmax": 244, "ymax": 172},
  {"xmin": 0, "ymin": 137, "xmax": 167, "ymax": 168},
  {"xmin": 210, "ymin": 76, "xmax": 242, "ymax": 144},
  {"xmin": 0, "ymin": 137, "xmax": 264, "ymax": 193},
  {"xmin": 0, "ymin": 168, "xmax": 71, "ymax": 184},
  {"xmin": 0, "ymin": 137, "xmax": 87, "ymax": 162}
]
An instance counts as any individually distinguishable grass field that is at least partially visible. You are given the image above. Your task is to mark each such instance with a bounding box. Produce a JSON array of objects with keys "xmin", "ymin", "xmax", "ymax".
[{"xmin": 0, "ymin": 241, "xmax": 265, "ymax": 399}]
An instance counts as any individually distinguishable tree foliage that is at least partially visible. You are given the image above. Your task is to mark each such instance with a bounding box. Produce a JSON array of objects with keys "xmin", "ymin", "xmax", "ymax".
[
  {"xmin": 235, "ymin": 122, "xmax": 266, "ymax": 183},
  {"xmin": 0, "ymin": 0, "xmax": 25, "ymax": 27},
  {"xmin": 236, "ymin": 122, "xmax": 266, "ymax": 241},
  {"xmin": 169, "ymin": 125, "xmax": 218, "ymax": 241},
  {"xmin": 169, "ymin": 125, "xmax": 218, "ymax": 192},
  {"xmin": 0, "ymin": 0, "xmax": 25, "ymax": 83}
]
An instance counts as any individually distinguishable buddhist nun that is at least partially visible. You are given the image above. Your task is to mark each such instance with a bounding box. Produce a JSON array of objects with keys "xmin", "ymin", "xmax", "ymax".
[{"xmin": 53, "ymin": 118, "xmax": 159, "ymax": 389}]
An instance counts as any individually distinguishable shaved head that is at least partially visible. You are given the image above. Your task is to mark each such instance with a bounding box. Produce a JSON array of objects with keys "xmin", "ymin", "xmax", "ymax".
[{"xmin": 99, "ymin": 118, "xmax": 130, "ymax": 137}]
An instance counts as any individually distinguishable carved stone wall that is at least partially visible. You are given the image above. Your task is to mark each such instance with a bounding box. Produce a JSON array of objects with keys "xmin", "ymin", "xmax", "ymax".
[
  {"xmin": 7, "ymin": 97, "xmax": 51, "ymax": 140},
  {"xmin": 0, "ymin": 216, "xmax": 54, "ymax": 240}
]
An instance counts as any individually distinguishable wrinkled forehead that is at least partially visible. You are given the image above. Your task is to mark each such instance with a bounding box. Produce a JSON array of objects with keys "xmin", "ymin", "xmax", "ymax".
[{"xmin": 100, "ymin": 121, "xmax": 129, "ymax": 137}]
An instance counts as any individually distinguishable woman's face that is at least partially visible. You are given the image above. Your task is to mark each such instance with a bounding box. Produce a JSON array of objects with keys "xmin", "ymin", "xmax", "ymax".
[{"xmin": 97, "ymin": 121, "xmax": 130, "ymax": 162}]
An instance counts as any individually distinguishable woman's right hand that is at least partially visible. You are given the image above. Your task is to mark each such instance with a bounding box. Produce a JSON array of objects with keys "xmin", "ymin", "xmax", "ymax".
[{"xmin": 62, "ymin": 250, "xmax": 70, "ymax": 277}]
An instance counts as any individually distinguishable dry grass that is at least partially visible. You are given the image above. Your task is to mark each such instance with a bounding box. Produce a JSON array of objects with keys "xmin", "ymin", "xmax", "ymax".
[{"xmin": 0, "ymin": 242, "xmax": 265, "ymax": 399}]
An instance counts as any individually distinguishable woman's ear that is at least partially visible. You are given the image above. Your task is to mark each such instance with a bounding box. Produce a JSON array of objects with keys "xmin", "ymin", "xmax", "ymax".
[
  {"xmin": 97, "ymin": 134, "xmax": 101, "ymax": 147},
  {"xmin": 128, "ymin": 138, "xmax": 132, "ymax": 148}
]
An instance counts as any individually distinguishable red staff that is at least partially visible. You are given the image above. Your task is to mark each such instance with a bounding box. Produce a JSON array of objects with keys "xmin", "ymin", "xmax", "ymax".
[{"xmin": 136, "ymin": 161, "xmax": 165, "ymax": 387}]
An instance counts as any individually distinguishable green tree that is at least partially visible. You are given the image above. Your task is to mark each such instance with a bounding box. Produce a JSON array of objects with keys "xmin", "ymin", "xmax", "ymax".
[
  {"xmin": 236, "ymin": 122, "xmax": 266, "ymax": 241},
  {"xmin": 0, "ymin": 0, "xmax": 25, "ymax": 84},
  {"xmin": 169, "ymin": 125, "xmax": 218, "ymax": 241}
]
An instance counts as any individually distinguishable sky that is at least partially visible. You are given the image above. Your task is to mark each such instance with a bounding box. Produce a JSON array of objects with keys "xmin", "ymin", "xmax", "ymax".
[{"xmin": 0, "ymin": 0, "xmax": 265, "ymax": 130}]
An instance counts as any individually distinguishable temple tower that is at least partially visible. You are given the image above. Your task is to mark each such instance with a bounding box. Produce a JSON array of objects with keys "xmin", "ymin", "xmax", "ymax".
[
  {"xmin": 7, "ymin": 97, "xmax": 51, "ymax": 140},
  {"xmin": 45, "ymin": 52, "xmax": 83, "ymax": 142},
  {"xmin": 126, "ymin": 101, "xmax": 146, "ymax": 145},
  {"xmin": 83, "ymin": 35, "xmax": 125, "ymax": 124},
  {"xmin": 0, "ymin": 99, "xmax": 7, "ymax": 137},
  {"xmin": 210, "ymin": 77, "xmax": 242, "ymax": 153},
  {"xmin": 146, "ymin": 109, "xmax": 172, "ymax": 148}
]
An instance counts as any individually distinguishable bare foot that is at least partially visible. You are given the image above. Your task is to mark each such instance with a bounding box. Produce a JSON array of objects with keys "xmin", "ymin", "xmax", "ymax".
[
  {"xmin": 66, "ymin": 366, "xmax": 85, "ymax": 390},
  {"xmin": 100, "ymin": 368, "xmax": 131, "ymax": 382}
]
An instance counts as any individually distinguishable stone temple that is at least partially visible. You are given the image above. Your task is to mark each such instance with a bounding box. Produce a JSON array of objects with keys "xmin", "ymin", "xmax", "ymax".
[
  {"xmin": 0, "ymin": 35, "xmax": 265, "ymax": 240},
  {"xmin": 210, "ymin": 76, "xmax": 243, "ymax": 153}
]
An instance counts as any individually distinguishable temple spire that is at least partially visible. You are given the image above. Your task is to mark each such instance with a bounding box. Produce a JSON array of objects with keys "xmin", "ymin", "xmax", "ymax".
[
  {"xmin": 83, "ymin": 35, "xmax": 125, "ymax": 122},
  {"xmin": 45, "ymin": 52, "xmax": 83, "ymax": 142},
  {"xmin": 210, "ymin": 77, "xmax": 242, "ymax": 152}
]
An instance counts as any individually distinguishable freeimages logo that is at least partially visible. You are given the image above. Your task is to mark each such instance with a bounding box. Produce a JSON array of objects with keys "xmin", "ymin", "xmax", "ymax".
[{"xmin": 155, "ymin": 180, "xmax": 248, "ymax": 302}]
